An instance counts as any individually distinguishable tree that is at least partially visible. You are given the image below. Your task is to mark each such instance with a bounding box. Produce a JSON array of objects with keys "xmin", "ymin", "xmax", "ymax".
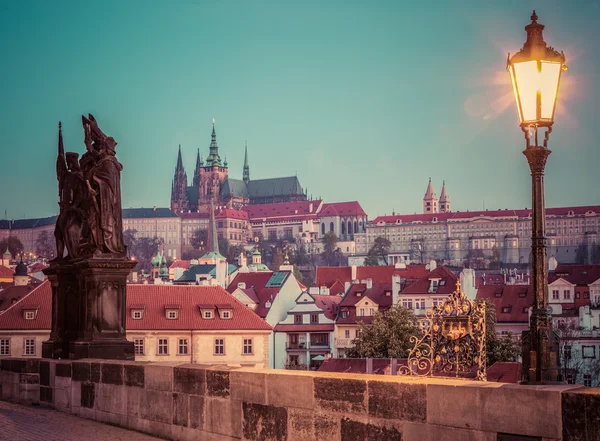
[
  {"xmin": 227, "ymin": 245, "xmax": 241, "ymax": 263},
  {"xmin": 190, "ymin": 229, "xmax": 208, "ymax": 250},
  {"xmin": 0, "ymin": 237, "xmax": 24, "ymax": 259},
  {"xmin": 346, "ymin": 305, "xmax": 420, "ymax": 358},
  {"xmin": 182, "ymin": 249, "xmax": 205, "ymax": 260},
  {"xmin": 123, "ymin": 229, "xmax": 138, "ymax": 257},
  {"xmin": 465, "ymin": 249, "xmax": 486, "ymax": 269},
  {"xmin": 364, "ymin": 237, "xmax": 391, "ymax": 266},
  {"xmin": 575, "ymin": 244, "xmax": 587, "ymax": 264},
  {"xmin": 218, "ymin": 237, "xmax": 230, "ymax": 257},
  {"xmin": 270, "ymin": 248, "xmax": 284, "ymax": 271},
  {"xmin": 489, "ymin": 245, "xmax": 502, "ymax": 269},
  {"xmin": 483, "ymin": 299, "xmax": 521, "ymax": 366},
  {"xmin": 135, "ymin": 237, "xmax": 164, "ymax": 261},
  {"xmin": 592, "ymin": 245, "xmax": 600, "ymax": 265},
  {"xmin": 321, "ymin": 232, "xmax": 339, "ymax": 266},
  {"xmin": 410, "ymin": 239, "xmax": 426, "ymax": 264},
  {"xmin": 290, "ymin": 245, "xmax": 309, "ymax": 266},
  {"xmin": 35, "ymin": 231, "xmax": 55, "ymax": 258}
]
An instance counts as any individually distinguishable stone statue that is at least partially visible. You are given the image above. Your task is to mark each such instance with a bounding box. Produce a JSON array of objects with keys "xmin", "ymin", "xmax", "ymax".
[{"xmin": 53, "ymin": 115, "xmax": 126, "ymax": 260}]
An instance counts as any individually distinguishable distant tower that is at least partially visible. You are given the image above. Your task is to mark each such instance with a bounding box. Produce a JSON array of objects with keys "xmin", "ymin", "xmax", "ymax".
[
  {"xmin": 243, "ymin": 142, "xmax": 250, "ymax": 185},
  {"xmin": 197, "ymin": 121, "xmax": 229, "ymax": 212},
  {"xmin": 193, "ymin": 148, "xmax": 203, "ymax": 187},
  {"xmin": 439, "ymin": 180, "xmax": 451, "ymax": 212},
  {"xmin": 205, "ymin": 121, "xmax": 222, "ymax": 167},
  {"xmin": 13, "ymin": 257, "xmax": 28, "ymax": 286},
  {"xmin": 170, "ymin": 145, "xmax": 189, "ymax": 212},
  {"xmin": 423, "ymin": 178, "xmax": 438, "ymax": 213}
]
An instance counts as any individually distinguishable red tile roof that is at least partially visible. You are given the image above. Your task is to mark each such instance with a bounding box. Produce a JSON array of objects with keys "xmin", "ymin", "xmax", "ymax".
[
  {"xmin": 216, "ymin": 208, "xmax": 248, "ymax": 220},
  {"xmin": 0, "ymin": 284, "xmax": 38, "ymax": 312},
  {"xmin": 28, "ymin": 263, "xmax": 49, "ymax": 274},
  {"xmin": 337, "ymin": 282, "xmax": 393, "ymax": 325},
  {"xmin": 243, "ymin": 200, "xmax": 322, "ymax": 222},
  {"xmin": 227, "ymin": 271, "xmax": 293, "ymax": 318},
  {"xmin": 125, "ymin": 285, "xmax": 270, "ymax": 330},
  {"xmin": 400, "ymin": 266, "xmax": 458, "ymax": 295},
  {"xmin": 311, "ymin": 294, "xmax": 341, "ymax": 320},
  {"xmin": 549, "ymin": 264, "xmax": 600, "ymax": 286},
  {"xmin": 170, "ymin": 260, "xmax": 192, "ymax": 270},
  {"xmin": 476, "ymin": 284, "xmax": 532, "ymax": 323},
  {"xmin": 319, "ymin": 201, "xmax": 366, "ymax": 218},
  {"xmin": 316, "ymin": 265, "xmax": 429, "ymax": 293},
  {"xmin": 486, "ymin": 362, "xmax": 522, "ymax": 383},
  {"xmin": 371, "ymin": 205, "xmax": 600, "ymax": 225},
  {"xmin": 315, "ymin": 267, "xmax": 352, "ymax": 290},
  {"xmin": 0, "ymin": 283, "xmax": 271, "ymax": 331},
  {"xmin": 273, "ymin": 324, "xmax": 334, "ymax": 332},
  {"xmin": 0, "ymin": 266, "xmax": 14, "ymax": 279},
  {"xmin": 0, "ymin": 282, "xmax": 51, "ymax": 329}
]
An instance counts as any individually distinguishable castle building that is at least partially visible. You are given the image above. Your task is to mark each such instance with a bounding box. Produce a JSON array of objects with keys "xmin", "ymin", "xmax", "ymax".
[{"xmin": 171, "ymin": 123, "xmax": 307, "ymax": 213}]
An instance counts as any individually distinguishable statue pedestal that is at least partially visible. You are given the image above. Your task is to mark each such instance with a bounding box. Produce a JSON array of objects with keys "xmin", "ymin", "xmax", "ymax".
[{"xmin": 42, "ymin": 257, "xmax": 136, "ymax": 360}]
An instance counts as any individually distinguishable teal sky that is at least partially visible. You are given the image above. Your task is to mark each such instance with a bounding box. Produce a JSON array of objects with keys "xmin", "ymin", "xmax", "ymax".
[{"xmin": 1, "ymin": 0, "xmax": 599, "ymax": 220}]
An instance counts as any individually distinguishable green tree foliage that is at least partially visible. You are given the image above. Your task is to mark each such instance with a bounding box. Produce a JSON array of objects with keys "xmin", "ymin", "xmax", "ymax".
[
  {"xmin": 575, "ymin": 244, "xmax": 587, "ymax": 265},
  {"xmin": 123, "ymin": 229, "xmax": 138, "ymax": 257},
  {"xmin": 290, "ymin": 245, "xmax": 309, "ymax": 266},
  {"xmin": 364, "ymin": 237, "xmax": 391, "ymax": 266},
  {"xmin": 35, "ymin": 231, "xmax": 55, "ymax": 258},
  {"xmin": 346, "ymin": 305, "xmax": 420, "ymax": 358},
  {"xmin": 320, "ymin": 232, "xmax": 339, "ymax": 266},
  {"xmin": 190, "ymin": 229, "xmax": 208, "ymax": 250},
  {"xmin": 182, "ymin": 249, "xmax": 205, "ymax": 260},
  {"xmin": 218, "ymin": 237, "xmax": 230, "ymax": 257},
  {"xmin": 0, "ymin": 236, "xmax": 24, "ymax": 259},
  {"xmin": 465, "ymin": 249, "xmax": 486, "ymax": 269},
  {"xmin": 483, "ymin": 299, "xmax": 521, "ymax": 365},
  {"xmin": 270, "ymin": 248, "xmax": 284, "ymax": 271}
]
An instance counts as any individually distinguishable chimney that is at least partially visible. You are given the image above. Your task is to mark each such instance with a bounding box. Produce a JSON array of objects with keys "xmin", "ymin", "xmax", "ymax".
[
  {"xmin": 394, "ymin": 262, "xmax": 406, "ymax": 269},
  {"xmin": 309, "ymin": 203, "xmax": 313, "ymax": 213},
  {"xmin": 366, "ymin": 278, "xmax": 372, "ymax": 289},
  {"xmin": 153, "ymin": 206, "xmax": 156, "ymax": 211},
  {"xmin": 215, "ymin": 258, "xmax": 227, "ymax": 287},
  {"xmin": 392, "ymin": 274, "xmax": 401, "ymax": 305},
  {"xmin": 344, "ymin": 281, "xmax": 351, "ymax": 293},
  {"xmin": 351, "ymin": 265, "xmax": 357, "ymax": 280}
]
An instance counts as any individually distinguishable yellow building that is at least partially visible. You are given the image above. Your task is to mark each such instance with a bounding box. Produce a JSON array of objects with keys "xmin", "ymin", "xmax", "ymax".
[{"xmin": 0, "ymin": 283, "xmax": 272, "ymax": 368}]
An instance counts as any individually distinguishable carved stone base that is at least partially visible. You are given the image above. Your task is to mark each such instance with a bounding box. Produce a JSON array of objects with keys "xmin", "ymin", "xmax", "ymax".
[
  {"xmin": 43, "ymin": 257, "xmax": 136, "ymax": 360},
  {"xmin": 70, "ymin": 340, "xmax": 134, "ymax": 361},
  {"xmin": 521, "ymin": 328, "xmax": 561, "ymax": 384}
]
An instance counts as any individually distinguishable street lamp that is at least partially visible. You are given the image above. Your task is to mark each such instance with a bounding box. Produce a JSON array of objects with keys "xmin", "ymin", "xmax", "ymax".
[{"xmin": 507, "ymin": 11, "xmax": 567, "ymax": 383}]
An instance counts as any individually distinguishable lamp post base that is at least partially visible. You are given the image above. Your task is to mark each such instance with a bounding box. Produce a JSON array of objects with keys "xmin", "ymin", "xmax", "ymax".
[{"xmin": 521, "ymin": 329, "xmax": 561, "ymax": 383}]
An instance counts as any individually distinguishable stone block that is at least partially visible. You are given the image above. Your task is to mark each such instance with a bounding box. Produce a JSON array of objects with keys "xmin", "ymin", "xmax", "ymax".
[
  {"xmin": 562, "ymin": 388, "xmax": 600, "ymax": 441},
  {"xmin": 40, "ymin": 386, "xmax": 53, "ymax": 404},
  {"xmin": 243, "ymin": 402, "xmax": 288, "ymax": 441},
  {"xmin": 56, "ymin": 362, "xmax": 72, "ymax": 378},
  {"xmin": 427, "ymin": 383, "xmax": 564, "ymax": 439},
  {"xmin": 368, "ymin": 380, "xmax": 426, "ymax": 422},
  {"xmin": 125, "ymin": 364, "xmax": 144, "ymax": 388},
  {"xmin": 72, "ymin": 362, "xmax": 91, "ymax": 382},
  {"xmin": 174, "ymin": 367, "xmax": 205, "ymax": 396},
  {"xmin": 268, "ymin": 373, "xmax": 314, "ymax": 409},
  {"xmin": 91, "ymin": 362, "xmax": 101, "ymax": 383},
  {"xmin": 24, "ymin": 359, "xmax": 40, "ymax": 373},
  {"xmin": 95, "ymin": 383, "xmax": 126, "ymax": 415},
  {"xmin": 145, "ymin": 364, "xmax": 173, "ymax": 391},
  {"xmin": 55, "ymin": 376, "xmax": 71, "ymax": 390},
  {"xmin": 314, "ymin": 377, "xmax": 365, "ymax": 414},
  {"xmin": 340, "ymin": 417, "xmax": 402, "ymax": 441},
  {"xmin": 9, "ymin": 359, "xmax": 25, "ymax": 373},
  {"xmin": 189, "ymin": 395, "xmax": 205, "ymax": 430},
  {"xmin": 39, "ymin": 361, "xmax": 50, "ymax": 386},
  {"xmin": 173, "ymin": 392, "xmax": 190, "ymax": 427},
  {"xmin": 71, "ymin": 380, "xmax": 81, "ymax": 408},
  {"xmin": 207, "ymin": 370, "xmax": 230, "ymax": 397},
  {"xmin": 140, "ymin": 389, "xmax": 173, "ymax": 424},
  {"xmin": 205, "ymin": 397, "xmax": 242, "ymax": 438},
  {"xmin": 81, "ymin": 381, "xmax": 95, "ymax": 408},
  {"xmin": 18, "ymin": 383, "xmax": 39, "ymax": 403},
  {"xmin": 101, "ymin": 362, "xmax": 124, "ymax": 385},
  {"xmin": 126, "ymin": 385, "xmax": 143, "ymax": 418},
  {"xmin": 126, "ymin": 416, "xmax": 173, "ymax": 440},
  {"xmin": 403, "ymin": 422, "xmax": 496, "ymax": 441},
  {"xmin": 95, "ymin": 409, "xmax": 127, "ymax": 427},
  {"xmin": 54, "ymin": 386, "xmax": 70, "ymax": 409},
  {"xmin": 230, "ymin": 370, "xmax": 266, "ymax": 404},
  {"xmin": 20, "ymin": 373, "xmax": 39, "ymax": 384},
  {"xmin": 288, "ymin": 408, "xmax": 313, "ymax": 441}
]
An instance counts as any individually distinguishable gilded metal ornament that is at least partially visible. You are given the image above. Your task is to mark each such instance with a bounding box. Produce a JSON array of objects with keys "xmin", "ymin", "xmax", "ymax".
[{"xmin": 399, "ymin": 281, "xmax": 487, "ymax": 381}]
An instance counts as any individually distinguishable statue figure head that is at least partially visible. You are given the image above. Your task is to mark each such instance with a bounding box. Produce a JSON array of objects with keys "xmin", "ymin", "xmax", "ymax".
[{"xmin": 65, "ymin": 152, "xmax": 81, "ymax": 172}]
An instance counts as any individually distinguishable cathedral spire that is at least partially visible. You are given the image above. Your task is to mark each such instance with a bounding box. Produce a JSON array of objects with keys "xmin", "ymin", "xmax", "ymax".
[
  {"xmin": 209, "ymin": 200, "xmax": 219, "ymax": 254},
  {"xmin": 206, "ymin": 119, "xmax": 222, "ymax": 167},
  {"xmin": 243, "ymin": 141, "xmax": 250, "ymax": 184},
  {"xmin": 423, "ymin": 177, "xmax": 438, "ymax": 214},
  {"xmin": 439, "ymin": 180, "xmax": 451, "ymax": 213},
  {"xmin": 193, "ymin": 148, "xmax": 202, "ymax": 187},
  {"xmin": 176, "ymin": 144, "xmax": 184, "ymax": 170}
]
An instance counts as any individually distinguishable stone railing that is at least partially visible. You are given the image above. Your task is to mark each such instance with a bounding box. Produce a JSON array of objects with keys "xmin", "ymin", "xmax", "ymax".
[{"xmin": 0, "ymin": 357, "xmax": 598, "ymax": 441}]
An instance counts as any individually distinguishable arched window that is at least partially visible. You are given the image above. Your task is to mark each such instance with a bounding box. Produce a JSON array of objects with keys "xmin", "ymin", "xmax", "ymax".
[
  {"xmin": 321, "ymin": 223, "xmax": 325, "ymax": 235},
  {"xmin": 359, "ymin": 220, "xmax": 363, "ymax": 232},
  {"xmin": 330, "ymin": 222, "xmax": 334, "ymax": 232},
  {"xmin": 341, "ymin": 223, "xmax": 346, "ymax": 235},
  {"xmin": 354, "ymin": 221, "xmax": 358, "ymax": 233},
  {"xmin": 347, "ymin": 221, "xmax": 352, "ymax": 237}
]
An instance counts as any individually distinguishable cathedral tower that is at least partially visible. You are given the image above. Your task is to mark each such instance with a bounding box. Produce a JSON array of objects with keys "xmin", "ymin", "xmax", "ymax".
[
  {"xmin": 197, "ymin": 121, "xmax": 229, "ymax": 212},
  {"xmin": 193, "ymin": 148, "xmax": 203, "ymax": 187},
  {"xmin": 243, "ymin": 142, "xmax": 250, "ymax": 185},
  {"xmin": 170, "ymin": 145, "xmax": 189, "ymax": 212},
  {"xmin": 439, "ymin": 180, "xmax": 451, "ymax": 212},
  {"xmin": 423, "ymin": 178, "xmax": 438, "ymax": 214}
]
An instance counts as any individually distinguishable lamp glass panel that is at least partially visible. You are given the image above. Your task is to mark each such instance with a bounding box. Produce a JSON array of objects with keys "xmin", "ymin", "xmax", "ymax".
[
  {"xmin": 512, "ymin": 60, "xmax": 538, "ymax": 123},
  {"xmin": 540, "ymin": 61, "xmax": 561, "ymax": 120},
  {"xmin": 509, "ymin": 65, "xmax": 524, "ymax": 122}
]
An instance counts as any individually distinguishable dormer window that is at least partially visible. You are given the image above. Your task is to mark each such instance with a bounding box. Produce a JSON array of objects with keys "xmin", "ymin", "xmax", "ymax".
[
  {"xmin": 24, "ymin": 310, "xmax": 36, "ymax": 320},
  {"xmin": 167, "ymin": 310, "xmax": 179, "ymax": 320},
  {"xmin": 427, "ymin": 279, "xmax": 440, "ymax": 293},
  {"xmin": 203, "ymin": 310, "xmax": 214, "ymax": 319},
  {"xmin": 501, "ymin": 306, "xmax": 512, "ymax": 314},
  {"xmin": 218, "ymin": 306, "xmax": 233, "ymax": 319},
  {"xmin": 341, "ymin": 310, "xmax": 348, "ymax": 319},
  {"xmin": 132, "ymin": 310, "xmax": 144, "ymax": 320}
]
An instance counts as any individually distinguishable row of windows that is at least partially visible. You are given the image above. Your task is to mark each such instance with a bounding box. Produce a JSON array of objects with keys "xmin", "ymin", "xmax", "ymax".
[
  {"xmin": 133, "ymin": 337, "xmax": 253, "ymax": 356},
  {"xmin": 294, "ymin": 313, "xmax": 321, "ymax": 324},
  {"xmin": 131, "ymin": 309, "xmax": 231, "ymax": 320},
  {"xmin": 0, "ymin": 339, "xmax": 35, "ymax": 356}
]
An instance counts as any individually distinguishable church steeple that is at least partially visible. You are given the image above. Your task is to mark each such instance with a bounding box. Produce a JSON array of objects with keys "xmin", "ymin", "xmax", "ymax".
[
  {"xmin": 176, "ymin": 144, "xmax": 184, "ymax": 170},
  {"xmin": 423, "ymin": 177, "xmax": 438, "ymax": 214},
  {"xmin": 209, "ymin": 201, "xmax": 219, "ymax": 254},
  {"xmin": 243, "ymin": 141, "xmax": 250, "ymax": 184},
  {"xmin": 170, "ymin": 145, "xmax": 189, "ymax": 212},
  {"xmin": 193, "ymin": 148, "xmax": 202, "ymax": 187},
  {"xmin": 205, "ymin": 120, "xmax": 222, "ymax": 167},
  {"xmin": 439, "ymin": 180, "xmax": 451, "ymax": 213}
]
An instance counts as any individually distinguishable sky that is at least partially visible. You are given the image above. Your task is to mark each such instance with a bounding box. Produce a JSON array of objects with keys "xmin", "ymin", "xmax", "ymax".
[{"xmin": 0, "ymin": 0, "xmax": 599, "ymax": 220}]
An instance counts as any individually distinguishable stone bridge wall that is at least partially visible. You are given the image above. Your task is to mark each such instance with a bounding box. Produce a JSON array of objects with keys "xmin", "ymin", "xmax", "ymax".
[{"xmin": 0, "ymin": 358, "xmax": 598, "ymax": 441}]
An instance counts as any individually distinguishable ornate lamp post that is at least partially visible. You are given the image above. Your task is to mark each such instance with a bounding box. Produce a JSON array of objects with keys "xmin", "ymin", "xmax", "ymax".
[{"xmin": 507, "ymin": 11, "xmax": 567, "ymax": 383}]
